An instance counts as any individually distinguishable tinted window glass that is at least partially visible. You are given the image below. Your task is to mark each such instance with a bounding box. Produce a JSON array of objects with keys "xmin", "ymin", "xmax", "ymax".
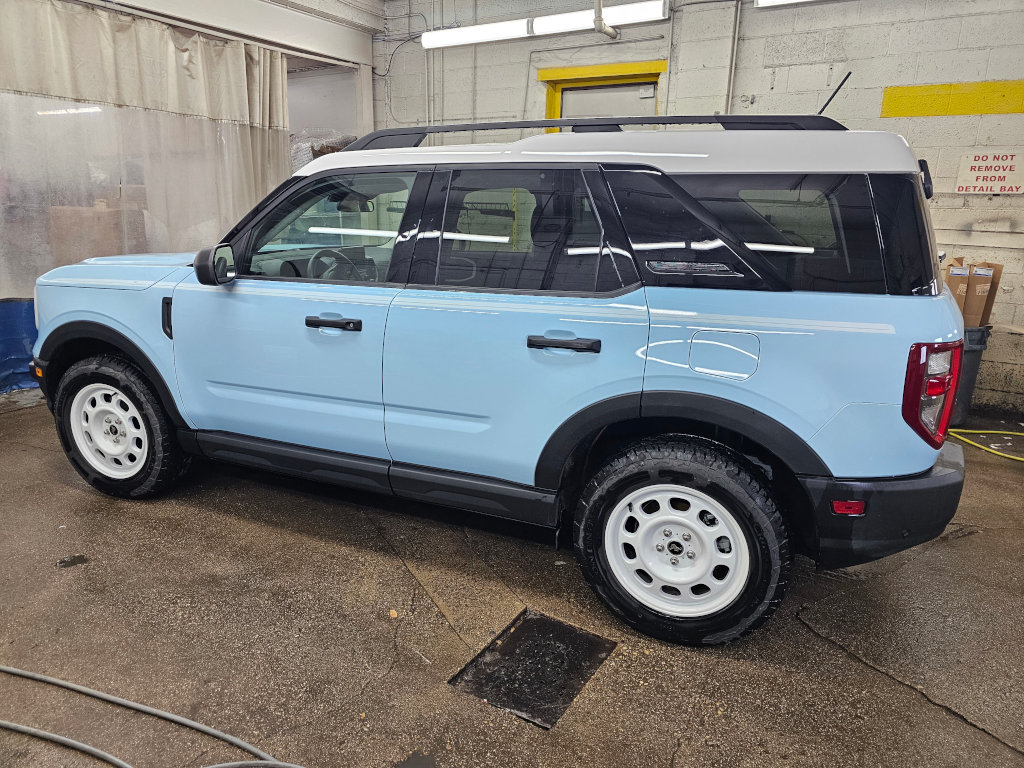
[
  {"xmin": 604, "ymin": 169, "xmax": 767, "ymax": 289},
  {"xmin": 672, "ymin": 173, "xmax": 887, "ymax": 294},
  {"xmin": 244, "ymin": 172, "xmax": 415, "ymax": 282},
  {"xmin": 869, "ymin": 173, "xmax": 938, "ymax": 295},
  {"xmin": 430, "ymin": 168, "xmax": 631, "ymax": 292}
]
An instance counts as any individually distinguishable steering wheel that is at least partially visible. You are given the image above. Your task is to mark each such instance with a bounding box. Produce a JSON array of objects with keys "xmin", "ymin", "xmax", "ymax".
[{"xmin": 307, "ymin": 249, "xmax": 373, "ymax": 281}]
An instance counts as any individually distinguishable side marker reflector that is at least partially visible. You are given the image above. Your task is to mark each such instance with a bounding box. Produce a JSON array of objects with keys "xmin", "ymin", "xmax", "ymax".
[{"xmin": 832, "ymin": 500, "xmax": 866, "ymax": 516}]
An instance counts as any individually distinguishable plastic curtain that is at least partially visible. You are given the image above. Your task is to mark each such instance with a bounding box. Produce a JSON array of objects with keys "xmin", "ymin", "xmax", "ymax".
[{"xmin": 0, "ymin": 1, "xmax": 290, "ymax": 390}]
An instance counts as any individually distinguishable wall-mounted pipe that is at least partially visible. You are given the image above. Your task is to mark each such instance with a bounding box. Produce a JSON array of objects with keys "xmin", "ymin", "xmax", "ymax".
[
  {"xmin": 723, "ymin": 0, "xmax": 741, "ymax": 114},
  {"xmin": 594, "ymin": 0, "xmax": 620, "ymax": 39}
]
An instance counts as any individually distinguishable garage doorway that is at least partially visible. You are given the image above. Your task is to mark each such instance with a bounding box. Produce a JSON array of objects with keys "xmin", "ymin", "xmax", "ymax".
[{"xmin": 560, "ymin": 81, "xmax": 657, "ymax": 119}]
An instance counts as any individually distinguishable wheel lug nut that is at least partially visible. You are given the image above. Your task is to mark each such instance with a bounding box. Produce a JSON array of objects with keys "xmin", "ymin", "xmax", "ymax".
[
  {"xmin": 670, "ymin": 557, "xmax": 679, "ymax": 565},
  {"xmin": 686, "ymin": 551, "xmax": 696, "ymax": 559},
  {"xmin": 682, "ymin": 532, "xmax": 692, "ymax": 542},
  {"xmin": 656, "ymin": 543, "xmax": 665, "ymax": 552},
  {"xmin": 663, "ymin": 529, "xmax": 672, "ymax": 537},
  {"xmin": 104, "ymin": 417, "xmax": 111, "ymax": 423}
]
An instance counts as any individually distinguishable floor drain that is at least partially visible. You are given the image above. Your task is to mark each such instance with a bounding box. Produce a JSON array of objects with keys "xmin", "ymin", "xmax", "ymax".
[{"xmin": 449, "ymin": 609, "xmax": 616, "ymax": 729}]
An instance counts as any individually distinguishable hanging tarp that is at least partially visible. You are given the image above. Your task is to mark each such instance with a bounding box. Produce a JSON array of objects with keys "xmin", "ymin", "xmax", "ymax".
[
  {"xmin": 0, "ymin": 0, "xmax": 291, "ymax": 390},
  {"xmin": 0, "ymin": 300, "xmax": 36, "ymax": 393},
  {"xmin": 0, "ymin": 0, "xmax": 288, "ymax": 128}
]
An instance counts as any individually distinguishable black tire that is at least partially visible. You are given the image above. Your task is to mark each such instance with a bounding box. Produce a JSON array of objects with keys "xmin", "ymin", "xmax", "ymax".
[
  {"xmin": 573, "ymin": 435, "xmax": 790, "ymax": 645},
  {"xmin": 54, "ymin": 354, "xmax": 189, "ymax": 498}
]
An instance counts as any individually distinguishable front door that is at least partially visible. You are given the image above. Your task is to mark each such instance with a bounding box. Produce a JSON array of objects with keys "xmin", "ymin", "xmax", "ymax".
[
  {"xmin": 173, "ymin": 168, "xmax": 427, "ymax": 459},
  {"xmin": 383, "ymin": 167, "xmax": 649, "ymax": 489}
]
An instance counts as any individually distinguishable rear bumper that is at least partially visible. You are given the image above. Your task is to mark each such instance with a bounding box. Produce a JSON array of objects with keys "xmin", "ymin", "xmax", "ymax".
[{"xmin": 800, "ymin": 442, "xmax": 965, "ymax": 568}]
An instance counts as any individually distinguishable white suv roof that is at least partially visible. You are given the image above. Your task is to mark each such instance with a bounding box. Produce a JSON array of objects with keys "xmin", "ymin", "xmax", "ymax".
[{"xmin": 298, "ymin": 128, "xmax": 919, "ymax": 177}]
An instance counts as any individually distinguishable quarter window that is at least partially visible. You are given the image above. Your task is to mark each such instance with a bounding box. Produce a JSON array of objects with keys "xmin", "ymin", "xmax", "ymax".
[
  {"xmin": 869, "ymin": 174, "xmax": 939, "ymax": 295},
  {"xmin": 243, "ymin": 171, "xmax": 416, "ymax": 282},
  {"xmin": 427, "ymin": 168, "xmax": 635, "ymax": 292}
]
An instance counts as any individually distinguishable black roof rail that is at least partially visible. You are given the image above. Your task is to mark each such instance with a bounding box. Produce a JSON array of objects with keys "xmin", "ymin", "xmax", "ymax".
[{"xmin": 343, "ymin": 115, "xmax": 846, "ymax": 152}]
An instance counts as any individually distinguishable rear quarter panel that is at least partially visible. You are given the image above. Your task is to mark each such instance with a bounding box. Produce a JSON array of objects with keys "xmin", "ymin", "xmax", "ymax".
[{"xmin": 643, "ymin": 286, "xmax": 963, "ymax": 478}]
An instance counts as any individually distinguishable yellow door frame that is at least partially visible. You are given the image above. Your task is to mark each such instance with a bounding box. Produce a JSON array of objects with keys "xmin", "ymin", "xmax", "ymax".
[{"xmin": 537, "ymin": 60, "xmax": 668, "ymax": 126}]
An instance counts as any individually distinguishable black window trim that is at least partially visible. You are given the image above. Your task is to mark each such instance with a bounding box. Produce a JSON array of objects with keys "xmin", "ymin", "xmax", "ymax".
[
  {"xmin": 403, "ymin": 162, "xmax": 645, "ymax": 298},
  {"xmin": 227, "ymin": 165, "xmax": 435, "ymax": 288},
  {"xmin": 602, "ymin": 163, "xmax": 792, "ymax": 292}
]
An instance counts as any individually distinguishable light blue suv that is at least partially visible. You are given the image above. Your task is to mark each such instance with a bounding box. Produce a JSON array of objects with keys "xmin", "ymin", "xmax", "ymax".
[{"xmin": 31, "ymin": 116, "xmax": 966, "ymax": 645}]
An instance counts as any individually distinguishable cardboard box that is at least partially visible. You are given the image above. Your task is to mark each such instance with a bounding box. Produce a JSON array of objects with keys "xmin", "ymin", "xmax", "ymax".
[
  {"xmin": 944, "ymin": 257, "xmax": 1003, "ymax": 327},
  {"xmin": 945, "ymin": 257, "xmax": 969, "ymax": 312},
  {"xmin": 962, "ymin": 262, "xmax": 1003, "ymax": 328}
]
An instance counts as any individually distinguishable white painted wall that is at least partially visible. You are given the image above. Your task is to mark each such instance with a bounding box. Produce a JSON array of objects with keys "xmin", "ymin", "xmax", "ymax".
[
  {"xmin": 289, "ymin": 67, "xmax": 360, "ymax": 135},
  {"xmin": 376, "ymin": 0, "xmax": 1024, "ymax": 412}
]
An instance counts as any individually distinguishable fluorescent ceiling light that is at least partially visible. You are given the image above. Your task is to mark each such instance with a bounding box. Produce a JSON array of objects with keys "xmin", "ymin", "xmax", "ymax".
[
  {"xmin": 421, "ymin": 1, "xmax": 668, "ymax": 49},
  {"xmin": 753, "ymin": 0, "xmax": 819, "ymax": 6},
  {"xmin": 36, "ymin": 106, "xmax": 102, "ymax": 116},
  {"xmin": 442, "ymin": 232, "xmax": 511, "ymax": 244},
  {"xmin": 422, "ymin": 18, "xmax": 528, "ymax": 48},
  {"xmin": 746, "ymin": 242, "xmax": 815, "ymax": 254},
  {"xmin": 308, "ymin": 227, "xmax": 398, "ymax": 238}
]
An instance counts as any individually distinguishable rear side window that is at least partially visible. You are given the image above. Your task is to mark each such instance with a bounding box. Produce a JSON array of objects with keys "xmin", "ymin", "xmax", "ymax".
[
  {"xmin": 429, "ymin": 168, "xmax": 636, "ymax": 293},
  {"xmin": 671, "ymin": 173, "xmax": 888, "ymax": 294},
  {"xmin": 604, "ymin": 169, "xmax": 770, "ymax": 290}
]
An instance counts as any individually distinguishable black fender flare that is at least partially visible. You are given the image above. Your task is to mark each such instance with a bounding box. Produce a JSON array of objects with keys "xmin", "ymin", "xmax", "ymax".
[
  {"xmin": 38, "ymin": 321, "xmax": 188, "ymax": 429},
  {"xmin": 534, "ymin": 391, "xmax": 831, "ymax": 490}
]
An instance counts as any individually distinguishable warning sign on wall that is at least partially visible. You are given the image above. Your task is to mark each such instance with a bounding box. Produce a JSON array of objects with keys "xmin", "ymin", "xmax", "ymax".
[{"xmin": 955, "ymin": 152, "xmax": 1023, "ymax": 194}]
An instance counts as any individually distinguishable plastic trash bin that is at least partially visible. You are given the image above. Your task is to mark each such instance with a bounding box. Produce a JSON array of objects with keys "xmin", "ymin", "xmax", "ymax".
[{"xmin": 950, "ymin": 326, "xmax": 991, "ymax": 428}]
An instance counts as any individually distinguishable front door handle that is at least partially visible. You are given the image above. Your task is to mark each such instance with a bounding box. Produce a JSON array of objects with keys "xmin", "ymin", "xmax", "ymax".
[
  {"xmin": 527, "ymin": 335, "xmax": 601, "ymax": 353},
  {"xmin": 305, "ymin": 315, "xmax": 362, "ymax": 332}
]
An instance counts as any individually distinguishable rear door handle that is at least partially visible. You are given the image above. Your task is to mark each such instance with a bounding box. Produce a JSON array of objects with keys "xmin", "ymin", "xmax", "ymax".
[
  {"xmin": 305, "ymin": 315, "xmax": 362, "ymax": 332},
  {"xmin": 527, "ymin": 335, "xmax": 601, "ymax": 353}
]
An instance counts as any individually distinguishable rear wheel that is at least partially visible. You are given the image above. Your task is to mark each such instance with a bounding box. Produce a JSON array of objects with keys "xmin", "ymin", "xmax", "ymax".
[
  {"xmin": 54, "ymin": 355, "xmax": 188, "ymax": 498},
  {"xmin": 574, "ymin": 436, "xmax": 790, "ymax": 645}
]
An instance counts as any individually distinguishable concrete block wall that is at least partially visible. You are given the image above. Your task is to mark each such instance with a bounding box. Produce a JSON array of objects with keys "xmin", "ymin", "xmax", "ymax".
[{"xmin": 375, "ymin": 0, "xmax": 1024, "ymax": 414}]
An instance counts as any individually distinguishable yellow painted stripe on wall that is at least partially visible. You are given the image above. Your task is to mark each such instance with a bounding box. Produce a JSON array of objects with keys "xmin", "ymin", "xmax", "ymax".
[
  {"xmin": 881, "ymin": 79, "xmax": 1024, "ymax": 117},
  {"xmin": 537, "ymin": 60, "xmax": 667, "ymax": 83}
]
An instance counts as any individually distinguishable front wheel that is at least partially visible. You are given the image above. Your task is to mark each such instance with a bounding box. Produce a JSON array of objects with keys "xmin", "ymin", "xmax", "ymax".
[
  {"xmin": 573, "ymin": 436, "xmax": 791, "ymax": 645},
  {"xmin": 54, "ymin": 354, "xmax": 188, "ymax": 498}
]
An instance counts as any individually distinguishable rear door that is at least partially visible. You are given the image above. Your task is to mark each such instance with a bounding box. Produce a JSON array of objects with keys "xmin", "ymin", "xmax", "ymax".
[
  {"xmin": 173, "ymin": 168, "xmax": 429, "ymax": 459},
  {"xmin": 382, "ymin": 166, "xmax": 649, "ymax": 490}
]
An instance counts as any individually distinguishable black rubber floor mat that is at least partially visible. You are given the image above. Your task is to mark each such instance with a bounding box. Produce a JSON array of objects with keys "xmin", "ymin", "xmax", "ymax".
[{"xmin": 449, "ymin": 609, "xmax": 616, "ymax": 729}]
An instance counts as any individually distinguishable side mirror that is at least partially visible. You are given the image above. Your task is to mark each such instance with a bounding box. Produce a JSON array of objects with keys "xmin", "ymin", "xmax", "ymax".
[{"xmin": 195, "ymin": 243, "xmax": 236, "ymax": 285}]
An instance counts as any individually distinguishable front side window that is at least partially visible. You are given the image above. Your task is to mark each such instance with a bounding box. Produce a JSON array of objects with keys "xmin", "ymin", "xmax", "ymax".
[
  {"xmin": 427, "ymin": 168, "xmax": 635, "ymax": 293},
  {"xmin": 242, "ymin": 171, "xmax": 415, "ymax": 282}
]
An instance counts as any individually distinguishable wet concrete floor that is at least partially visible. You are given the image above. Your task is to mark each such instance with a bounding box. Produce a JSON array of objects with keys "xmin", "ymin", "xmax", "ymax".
[{"xmin": 1, "ymin": 398, "xmax": 1022, "ymax": 767}]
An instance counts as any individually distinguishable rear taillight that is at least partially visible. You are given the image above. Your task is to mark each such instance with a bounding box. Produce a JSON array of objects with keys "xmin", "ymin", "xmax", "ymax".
[{"xmin": 902, "ymin": 340, "xmax": 963, "ymax": 448}]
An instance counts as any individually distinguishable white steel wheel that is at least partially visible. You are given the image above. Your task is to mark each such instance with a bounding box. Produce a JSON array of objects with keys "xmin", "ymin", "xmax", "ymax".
[
  {"xmin": 603, "ymin": 483, "xmax": 751, "ymax": 617},
  {"xmin": 68, "ymin": 383, "xmax": 149, "ymax": 480}
]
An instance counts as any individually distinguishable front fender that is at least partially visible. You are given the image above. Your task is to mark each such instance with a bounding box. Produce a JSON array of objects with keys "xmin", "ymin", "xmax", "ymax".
[{"xmin": 35, "ymin": 286, "xmax": 192, "ymax": 430}]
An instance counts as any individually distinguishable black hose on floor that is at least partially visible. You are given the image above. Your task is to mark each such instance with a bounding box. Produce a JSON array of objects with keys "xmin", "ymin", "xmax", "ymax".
[
  {"xmin": 0, "ymin": 718, "xmax": 134, "ymax": 768},
  {"xmin": 0, "ymin": 664, "xmax": 301, "ymax": 766}
]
